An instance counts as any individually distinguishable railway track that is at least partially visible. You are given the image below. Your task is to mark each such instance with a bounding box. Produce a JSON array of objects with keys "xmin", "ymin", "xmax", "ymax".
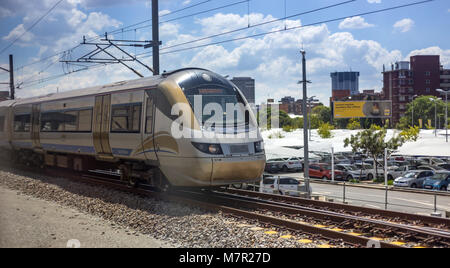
[
  {"xmin": 23, "ymin": 167, "xmax": 450, "ymax": 248},
  {"xmin": 220, "ymin": 188, "xmax": 450, "ymax": 229}
]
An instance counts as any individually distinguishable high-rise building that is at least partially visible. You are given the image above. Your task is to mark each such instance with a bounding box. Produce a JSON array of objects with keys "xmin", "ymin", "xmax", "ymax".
[
  {"xmin": 382, "ymin": 55, "xmax": 450, "ymax": 125},
  {"xmin": 230, "ymin": 77, "xmax": 255, "ymax": 104},
  {"xmin": 331, "ymin": 72, "xmax": 360, "ymax": 97}
]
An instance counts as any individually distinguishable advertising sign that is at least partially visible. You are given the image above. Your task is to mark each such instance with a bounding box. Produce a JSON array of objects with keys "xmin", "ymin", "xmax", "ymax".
[{"xmin": 334, "ymin": 101, "xmax": 392, "ymax": 119}]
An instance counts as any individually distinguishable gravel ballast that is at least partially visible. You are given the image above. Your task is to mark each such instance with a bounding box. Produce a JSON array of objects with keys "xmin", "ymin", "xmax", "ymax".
[{"xmin": 0, "ymin": 166, "xmax": 341, "ymax": 248}]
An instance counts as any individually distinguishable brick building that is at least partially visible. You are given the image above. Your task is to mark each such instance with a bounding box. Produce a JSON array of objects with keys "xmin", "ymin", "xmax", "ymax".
[{"xmin": 382, "ymin": 55, "xmax": 450, "ymax": 125}]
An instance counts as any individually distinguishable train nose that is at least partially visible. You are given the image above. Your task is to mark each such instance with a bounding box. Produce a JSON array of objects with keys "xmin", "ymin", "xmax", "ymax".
[{"xmin": 210, "ymin": 155, "xmax": 266, "ymax": 186}]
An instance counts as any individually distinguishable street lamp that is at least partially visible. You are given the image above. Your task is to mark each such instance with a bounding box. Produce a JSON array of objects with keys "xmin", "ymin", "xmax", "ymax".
[
  {"xmin": 429, "ymin": 97, "xmax": 439, "ymax": 137},
  {"xmin": 436, "ymin": 89, "xmax": 449, "ymax": 142},
  {"xmin": 411, "ymin": 94, "xmax": 418, "ymax": 127}
]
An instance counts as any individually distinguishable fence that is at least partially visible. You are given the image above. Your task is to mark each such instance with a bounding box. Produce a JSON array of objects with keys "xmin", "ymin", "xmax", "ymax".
[{"xmin": 243, "ymin": 177, "xmax": 450, "ymax": 218}]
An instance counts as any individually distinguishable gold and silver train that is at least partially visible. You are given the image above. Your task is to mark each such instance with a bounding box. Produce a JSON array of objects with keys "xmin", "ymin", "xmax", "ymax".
[{"xmin": 0, "ymin": 68, "xmax": 266, "ymax": 188}]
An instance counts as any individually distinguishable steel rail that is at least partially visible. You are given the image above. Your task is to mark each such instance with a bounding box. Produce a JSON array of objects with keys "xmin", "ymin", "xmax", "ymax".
[{"xmin": 222, "ymin": 188, "xmax": 450, "ymax": 228}]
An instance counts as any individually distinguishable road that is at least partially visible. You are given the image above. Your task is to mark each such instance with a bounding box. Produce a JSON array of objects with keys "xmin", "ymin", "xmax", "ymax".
[{"xmin": 264, "ymin": 172, "xmax": 450, "ymax": 217}]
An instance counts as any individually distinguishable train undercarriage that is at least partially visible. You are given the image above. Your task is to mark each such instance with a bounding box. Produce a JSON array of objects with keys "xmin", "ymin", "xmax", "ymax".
[{"xmin": 2, "ymin": 148, "xmax": 170, "ymax": 190}]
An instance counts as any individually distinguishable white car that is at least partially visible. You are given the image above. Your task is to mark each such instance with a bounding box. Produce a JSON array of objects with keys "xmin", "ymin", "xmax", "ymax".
[
  {"xmin": 355, "ymin": 163, "xmax": 406, "ymax": 181},
  {"xmin": 260, "ymin": 177, "xmax": 309, "ymax": 196},
  {"xmin": 269, "ymin": 157, "xmax": 303, "ymax": 173}
]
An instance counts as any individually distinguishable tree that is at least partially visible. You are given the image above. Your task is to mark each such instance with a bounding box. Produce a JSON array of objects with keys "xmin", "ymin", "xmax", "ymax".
[
  {"xmin": 403, "ymin": 96, "xmax": 448, "ymax": 129},
  {"xmin": 318, "ymin": 122, "xmax": 334, "ymax": 138},
  {"xmin": 312, "ymin": 105, "xmax": 331, "ymax": 124},
  {"xmin": 347, "ymin": 118, "xmax": 361, "ymax": 130},
  {"xmin": 344, "ymin": 126, "xmax": 406, "ymax": 179}
]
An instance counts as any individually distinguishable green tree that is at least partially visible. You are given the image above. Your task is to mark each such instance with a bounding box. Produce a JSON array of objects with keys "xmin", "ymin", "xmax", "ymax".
[
  {"xmin": 347, "ymin": 118, "xmax": 361, "ymax": 130},
  {"xmin": 403, "ymin": 96, "xmax": 448, "ymax": 129},
  {"xmin": 344, "ymin": 126, "xmax": 407, "ymax": 179},
  {"xmin": 312, "ymin": 105, "xmax": 331, "ymax": 124},
  {"xmin": 318, "ymin": 122, "xmax": 334, "ymax": 139}
]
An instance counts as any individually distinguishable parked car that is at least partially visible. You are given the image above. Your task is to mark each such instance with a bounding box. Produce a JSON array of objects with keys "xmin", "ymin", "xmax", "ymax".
[
  {"xmin": 267, "ymin": 157, "xmax": 302, "ymax": 173},
  {"xmin": 423, "ymin": 171, "xmax": 450, "ymax": 191},
  {"xmin": 335, "ymin": 164, "xmax": 366, "ymax": 181},
  {"xmin": 280, "ymin": 157, "xmax": 303, "ymax": 172},
  {"xmin": 334, "ymin": 155, "xmax": 352, "ymax": 165},
  {"xmin": 393, "ymin": 170, "xmax": 435, "ymax": 188},
  {"xmin": 437, "ymin": 163, "xmax": 450, "ymax": 171},
  {"xmin": 264, "ymin": 161, "xmax": 280, "ymax": 174},
  {"xmin": 417, "ymin": 165, "xmax": 446, "ymax": 172},
  {"xmin": 354, "ymin": 163, "xmax": 400, "ymax": 181},
  {"xmin": 309, "ymin": 163, "xmax": 344, "ymax": 180},
  {"xmin": 260, "ymin": 176, "xmax": 309, "ymax": 196}
]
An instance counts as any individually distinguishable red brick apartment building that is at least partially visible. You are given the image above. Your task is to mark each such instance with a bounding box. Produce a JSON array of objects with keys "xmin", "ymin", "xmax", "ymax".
[{"xmin": 382, "ymin": 55, "xmax": 450, "ymax": 125}]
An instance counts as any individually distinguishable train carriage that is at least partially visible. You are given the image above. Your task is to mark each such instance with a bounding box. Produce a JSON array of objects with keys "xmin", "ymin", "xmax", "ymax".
[{"xmin": 0, "ymin": 68, "xmax": 266, "ymax": 188}]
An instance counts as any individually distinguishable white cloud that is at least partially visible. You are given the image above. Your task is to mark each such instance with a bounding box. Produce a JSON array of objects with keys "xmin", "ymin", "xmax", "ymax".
[
  {"xmin": 2, "ymin": 24, "xmax": 35, "ymax": 43},
  {"xmin": 159, "ymin": 9, "xmax": 171, "ymax": 16},
  {"xmin": 393, "ymin": 18, "xmax": 414, "ymax": 33},
  {"xmin": 338, "ymin": 16, "xmax": 375, "ymax": 30},
  {"xmin": 406, "ymin": 47, "xmax": 450, "ymax": 67},
  {"xmin": 367, "ymin": 0, "xmax": 381, "ymax": 3}
]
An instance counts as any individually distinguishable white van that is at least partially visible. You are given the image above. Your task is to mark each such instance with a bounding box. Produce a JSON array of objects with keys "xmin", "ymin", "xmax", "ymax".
[{"xmin": 260, "ymin": 177, "xmax": 310, "ymax": 197}]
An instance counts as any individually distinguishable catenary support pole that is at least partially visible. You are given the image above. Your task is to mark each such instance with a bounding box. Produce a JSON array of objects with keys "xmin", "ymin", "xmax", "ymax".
[
  {"xmin": 152, "ymin": 0, "xmax": 160, "ymax": 75},
  {"xmin": 9, "ymin": 54, "xmax": 14, "ymax": 99},
  {"xmin": 300, "ymin": 50, "xmax": 310, "ymax": 198}
]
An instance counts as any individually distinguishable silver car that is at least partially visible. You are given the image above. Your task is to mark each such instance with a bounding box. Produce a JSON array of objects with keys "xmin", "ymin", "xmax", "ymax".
[{"xmin": 393, "ymin": 170, "xmax": 435, "ymax": 188}]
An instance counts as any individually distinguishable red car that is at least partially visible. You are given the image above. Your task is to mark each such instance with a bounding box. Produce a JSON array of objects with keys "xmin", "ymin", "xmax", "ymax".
[{"xmin": 309, "ymin": 163, "xmax": 344, "ymax": 180}]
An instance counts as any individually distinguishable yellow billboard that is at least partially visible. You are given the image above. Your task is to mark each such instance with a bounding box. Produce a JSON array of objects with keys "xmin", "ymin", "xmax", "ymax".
[{"xmin": 334, "ymin": 101, "xmax": 392, "ymax": 119}]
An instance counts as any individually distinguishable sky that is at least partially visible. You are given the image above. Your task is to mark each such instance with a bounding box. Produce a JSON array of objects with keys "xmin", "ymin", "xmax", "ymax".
[{"xmin": 0, "ymin": 0, "xmax": 449, "ymax": 106}]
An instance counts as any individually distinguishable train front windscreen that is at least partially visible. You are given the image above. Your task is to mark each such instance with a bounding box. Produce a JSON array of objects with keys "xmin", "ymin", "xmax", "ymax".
[{"xmin": 184, "ymin": 85, "xmax": 249, "ymax": 128}]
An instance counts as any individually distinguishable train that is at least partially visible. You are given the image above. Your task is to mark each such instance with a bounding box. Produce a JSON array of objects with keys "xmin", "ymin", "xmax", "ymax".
[{"xmin": 0, "ymin": 68, "xmax": 266, "ymax": 188}]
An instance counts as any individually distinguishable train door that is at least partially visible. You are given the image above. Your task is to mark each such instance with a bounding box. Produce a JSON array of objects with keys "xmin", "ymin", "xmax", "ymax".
[
  {"xmin": 31, "ymin": 104, "xmax": 42, "ymax": 152},
  {"xmin": 93, "ymin": 95, "xmax": 114, "ymax": 160},
  {"xmin": 142, "ymin": 90, "xmax": 158, "ymax": 162}
]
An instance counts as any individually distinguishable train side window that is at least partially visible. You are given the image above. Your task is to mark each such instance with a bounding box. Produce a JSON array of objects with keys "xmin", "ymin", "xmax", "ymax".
[
  {"xmin": 64, "ymin": 111, "xmax": 79, "ymax": 132},
  {"xmin": 40, "ymin": 112, "xmax": 65, "ymax": 132},
  {"xmin": 111, "ymin": 103, "xmax": 141, "ymax": 133},
  {"xmin": 14, "ymin": 114, "xmax": 31, "ymax": 132},
  {"xmin": 145, "ymin": 97, "xmax": 154, "ymax": 134},
  {"xmin": 78, "ymin": 109, "xmax": 92, "ymax": 132},
  {"xmin": 0, "ymin": 116, "xmax": 4, "ymax": 132}
]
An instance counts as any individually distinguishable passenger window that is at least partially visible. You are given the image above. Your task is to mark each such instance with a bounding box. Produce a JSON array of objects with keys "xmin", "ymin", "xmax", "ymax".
[
  {"xmin": 0, "ymin": 116, "xmax": 4, "ymax": 132},
  {"xmin": 41, "ymin": 109, "xmax": 92, "ymax": 132},
  {"xmin": 146, "ymin": 97, "xmax": 154, "ymax": 134},
  {"xmin": 14, "ymin": 114, "xmax": 31, "ymax": 132},
  {"xmin": 64, "ymin": 111, "xmax": 78, "ymax": 131},
  {"xmin": 78, "ymin": 109, "xmax": 92, "ymax": 132},
  {"xmin": 111, "ymin": 103, "xmax": 142, "ymax": 133},
  {"xmin": 41, "ymin": 112, "xmax": 65, "ymax": 132}
]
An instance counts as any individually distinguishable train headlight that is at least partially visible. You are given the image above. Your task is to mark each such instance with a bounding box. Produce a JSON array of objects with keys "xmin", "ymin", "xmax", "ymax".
[
  {"xmin": 192, "ymin": 142, "xmax": 223, "ymax": 155},
  {"xmin": 254, "ymin": 141, "xmax": 264, "ymax": 153}
]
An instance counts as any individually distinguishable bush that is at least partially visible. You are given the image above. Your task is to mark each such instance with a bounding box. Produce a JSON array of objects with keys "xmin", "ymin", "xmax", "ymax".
[
  {"xmin": 318, "ymin": 123, "xmax": 334, "ymax": 139},
  {"xmin": 282, "ymin": 125, "xmax": 296, "ymax": 133},
  {"xmin": 347, "ymin": 118, "xmax": 361, "ymax": 130},
  {"xmin": 400, "ymin": 126, "xmax": 420, "ymax": 142},
  {"xmin": 268, "ymin": 131, "xmax": 285, "ymax": 139}
]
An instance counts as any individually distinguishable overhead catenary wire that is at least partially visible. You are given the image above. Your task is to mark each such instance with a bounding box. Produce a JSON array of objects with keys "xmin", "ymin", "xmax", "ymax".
[
  {"xmin": 104, "ymin": 0, "xmax": 250, "ymax": 37},
  {"xmin": 138, "ymin": 0, "xmax": 433, "ymax": 58},
  {"xmin": 0, "ymin": 0, "xmax": 64, "ymax": 56},
  {"xmin": 18, "ymin": 0, "xmax": 434, "ymax": 90},
  {"xmin": 13, "ymin": 0, "xmax": 224, "ymax": 71}
]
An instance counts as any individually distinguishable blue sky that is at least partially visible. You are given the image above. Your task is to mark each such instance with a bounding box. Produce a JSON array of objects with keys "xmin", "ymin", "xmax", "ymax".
[{"xmin": 0, "ymin": 0, "xmax": 449, "ymax": 105}]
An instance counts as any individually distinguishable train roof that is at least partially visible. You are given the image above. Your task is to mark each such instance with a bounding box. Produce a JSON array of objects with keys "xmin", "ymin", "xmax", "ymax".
[
  {"xmin": 10, "ymin": 75, "xmax": 164, "ymax": 106},
  {"xmin": 0, "ymin": 67, "xmax": 216, "ymax": 107},
  {"xmin": 0, "ymin": 99, "xmax": 15, "ymax": 108}
]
